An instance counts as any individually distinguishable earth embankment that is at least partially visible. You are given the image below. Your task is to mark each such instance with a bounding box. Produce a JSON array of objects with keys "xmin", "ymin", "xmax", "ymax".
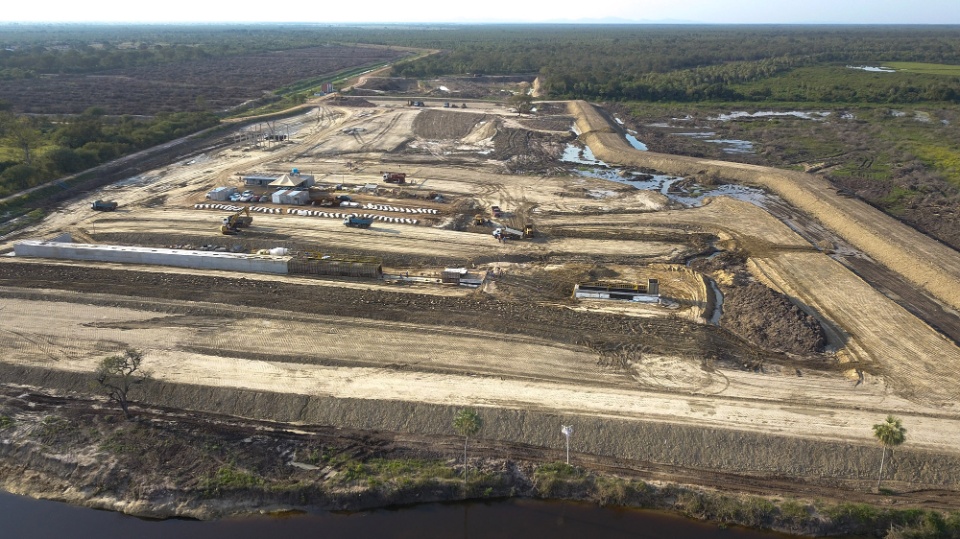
[
  {"xmin": 3, "ymin": 363, "xmax": 959, "ymax": 490},
  {"xmin": 569, "ymin": 101, "xmax": 960, "ymax": 313}
]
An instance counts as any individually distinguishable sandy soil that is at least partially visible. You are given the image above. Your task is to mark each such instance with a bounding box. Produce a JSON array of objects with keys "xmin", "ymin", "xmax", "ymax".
[{"xmin": 2, "ymin": 96, "xmax": 960, "ymax": 489}]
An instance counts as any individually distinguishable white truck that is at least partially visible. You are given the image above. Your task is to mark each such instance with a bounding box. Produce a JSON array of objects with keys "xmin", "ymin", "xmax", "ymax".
[{"xmin": 492, "ymin": 225, "xmax": 534, "ymax": 240}]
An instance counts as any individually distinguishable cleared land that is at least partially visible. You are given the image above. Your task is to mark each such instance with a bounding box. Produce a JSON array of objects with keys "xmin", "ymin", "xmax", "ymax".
[
  {"xmin": 0, "ymin": 46, "xmax": 406, "ymax": 115},
  {"xmin": 2, "ymin": 86, "xmax": 960, "ymax": 497}
]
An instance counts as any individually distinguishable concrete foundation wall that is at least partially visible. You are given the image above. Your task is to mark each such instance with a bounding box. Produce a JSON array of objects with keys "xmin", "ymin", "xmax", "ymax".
[{"xmin": 14, "ymin": 241, "xmax": 289, "ymax": 275}]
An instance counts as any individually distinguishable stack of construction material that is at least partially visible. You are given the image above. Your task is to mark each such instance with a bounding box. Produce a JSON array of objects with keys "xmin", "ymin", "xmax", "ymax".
[
  {"xmin": 363, "ymin": 203, "xmax": 438, "ymax": 214},
  {"xmin": 285, "ymin": 208, "xmax": 418, "ymax": 225}
]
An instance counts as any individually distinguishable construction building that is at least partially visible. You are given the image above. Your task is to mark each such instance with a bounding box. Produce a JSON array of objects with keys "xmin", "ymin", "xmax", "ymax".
[
  {"xmin": 206, "ymin": 187, "xmax": 238, "ymax": 201},
  {"xmin": 574, "ymin": 279, "xmax": 660, "ymax": 303},
  {"xmin": 441, "ymin": 268, "xmax": 485, "ymax": 287},
  {"xmin": 272, "ymin": 189, "xmax": 310, "ymax": 205},
  {"xmin": 243, "ymin": 170, "xmax": 315, "ymax": 188}
]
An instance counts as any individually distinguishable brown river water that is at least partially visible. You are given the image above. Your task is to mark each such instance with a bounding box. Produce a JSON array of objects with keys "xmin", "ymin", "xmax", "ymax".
[{"xmin": 0, "ymin": 490, "xmax": 816, "ymax": 538}]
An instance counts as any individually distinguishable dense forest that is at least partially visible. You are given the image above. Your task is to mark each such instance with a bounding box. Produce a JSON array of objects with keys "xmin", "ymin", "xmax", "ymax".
[
  {"xmin": 385, "ymin": 25, "xmax": 960, "ymax": 104},
  {"xmin": 0, "ymin": 109, "xmax": 217, "ymax": 197}
]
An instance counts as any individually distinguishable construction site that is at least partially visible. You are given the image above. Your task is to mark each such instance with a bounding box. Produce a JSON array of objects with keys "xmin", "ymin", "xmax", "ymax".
[{"xmin": 2, "ymin": 84, "xmax": 960, "ymax": 517}]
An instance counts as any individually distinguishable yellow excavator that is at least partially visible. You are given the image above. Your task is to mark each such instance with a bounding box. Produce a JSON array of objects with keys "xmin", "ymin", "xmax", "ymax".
[{"xmin": 220, "ymin": 207, "xmax": 252, "ymax": 235}]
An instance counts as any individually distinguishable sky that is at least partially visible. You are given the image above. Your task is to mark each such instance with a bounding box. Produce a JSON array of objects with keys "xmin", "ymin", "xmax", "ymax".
[{"xmin": 1, "ymin": 0, "xmax": 960, "ymax": 25}]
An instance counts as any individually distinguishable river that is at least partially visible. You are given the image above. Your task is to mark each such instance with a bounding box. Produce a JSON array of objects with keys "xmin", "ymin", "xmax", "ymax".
[{"xmin": 0, "ymin": 490, "xmax": 800, "ymax": 538}]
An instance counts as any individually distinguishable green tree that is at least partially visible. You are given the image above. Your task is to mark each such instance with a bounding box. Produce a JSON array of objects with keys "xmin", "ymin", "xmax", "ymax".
[
  {"xmin": 3, "ymin": 115, "xmax": 42, "ymax": 165},
  {"xmin": 510, "ymin": 93, "xmax": 534, "ymax": 116},
  {"xmin": 873, "ymin": 415, "xmax": 906, "ymax": 491},
  {"xmin": 94, "ymin": 349, "xmax": 148, "ymax": 420},
  {"xmin": 453, "ymin": 408, "xmax": 483, "ymax": 478}
]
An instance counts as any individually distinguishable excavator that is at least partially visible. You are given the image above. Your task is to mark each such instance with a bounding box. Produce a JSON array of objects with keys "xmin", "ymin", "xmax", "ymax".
[{"xmin": 220, "ymin": 207, "xmax": 252, "ymax": 235}]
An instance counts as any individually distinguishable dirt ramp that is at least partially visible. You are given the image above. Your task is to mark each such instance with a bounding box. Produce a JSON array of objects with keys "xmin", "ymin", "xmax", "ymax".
[{"xmin": 462, "ymin": 119, "xmax": 499, "ymax": 144}]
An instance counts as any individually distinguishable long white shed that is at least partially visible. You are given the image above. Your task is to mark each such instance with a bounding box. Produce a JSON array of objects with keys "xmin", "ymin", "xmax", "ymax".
[{"xmin": 13, "ymin": 241, "xmax": 290, "ymax": 275}]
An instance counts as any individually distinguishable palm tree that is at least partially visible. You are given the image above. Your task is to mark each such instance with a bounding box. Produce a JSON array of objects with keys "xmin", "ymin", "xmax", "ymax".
[
  {"xmin": 872, "ymin": 415, "xmax": 906, "ymax": 491},
  {"xmin": 453, "ymin": 408, "xmax": 483, "ymax": 479}
]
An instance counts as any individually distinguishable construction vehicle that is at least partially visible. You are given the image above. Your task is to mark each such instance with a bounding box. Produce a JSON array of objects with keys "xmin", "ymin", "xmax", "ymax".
[
  {"xmin": 220, "ymin": 224, "xmax": 239, "ymax": 235},
  {"xmin": 381, "ymin": 172, "xmax": 407, "ymax": 184},
  {"xmin": 91, "ymin": 200, "xmax": 118, "ymax": 211},
  {"xmin": 474, "ymin": 214, "xmax": 487, "ymax": 226},
  {"xmin": 490, "ymin": 205, "xmax": 502, "ymax": 218},
  {"xmin": 492, "ymin": 224, "xmax": 535, "ymax": 240},
  {"xmin": 343, "ymin": 216, "xmax": 374, "ymax": 228},
  {"xmin": 221, "ymin": 207, "xmax": 252, "ymax": 229}
]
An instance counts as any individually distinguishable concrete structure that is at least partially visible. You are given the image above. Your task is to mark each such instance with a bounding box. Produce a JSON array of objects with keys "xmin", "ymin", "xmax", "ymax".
[
  {"xmin": 14, "ymin": 241, "xmax": 290, "ymax": 275},
  {"xmin": 441, "ymin": 268, "xmax": 485, "ymax": 287},
  {"xmin": 574, "ymin": 280, "xmax": 660, "ymax": 303},
  {"xmin": 289, "ymin": 254, "xmax": 382, "ymax": 279},
  {"xmin": 206, "ymin": 187, "xmax": 237, "ymax": 201}
]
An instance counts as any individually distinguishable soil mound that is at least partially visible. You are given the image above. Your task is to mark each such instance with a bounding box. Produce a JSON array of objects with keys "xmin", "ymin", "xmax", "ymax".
[
  {"xmin": 412, "ymin": 110, "xmax": 493, "ymax": 139},
  {"xmin": 355, "ymin": 77, "xmax": 419, "ymax": 92},
  {"xmin": 335, "ymin": 97, "xmax": 376, "ymax": 107},
  {"xmin": 723, "ymin": 281, "xmax": 826, "ymax": 355}
]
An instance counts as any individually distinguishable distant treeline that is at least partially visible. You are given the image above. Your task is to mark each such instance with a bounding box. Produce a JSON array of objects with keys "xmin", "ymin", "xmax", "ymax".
[
  {"xmin": 4, "ymin": 24, "xmax": 960, "ymax": 104},
  {"xmin": 0, "ymin": 24, "xmax": 397, "ymax": 79},
  {"xmin": 385, "ymin": 25, "xmax": 960, "ymax": 104}
]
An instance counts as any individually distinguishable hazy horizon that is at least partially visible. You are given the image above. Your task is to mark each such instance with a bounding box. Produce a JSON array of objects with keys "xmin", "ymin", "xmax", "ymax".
[{"xmin": 2, "ymin": 0, "xmax": 960, "ymax": 25}]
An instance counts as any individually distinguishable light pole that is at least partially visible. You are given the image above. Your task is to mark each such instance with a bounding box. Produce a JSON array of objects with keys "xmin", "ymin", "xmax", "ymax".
[{"xmin": 561, "ymin": 425, "xmax": 573, "ymax": 465}]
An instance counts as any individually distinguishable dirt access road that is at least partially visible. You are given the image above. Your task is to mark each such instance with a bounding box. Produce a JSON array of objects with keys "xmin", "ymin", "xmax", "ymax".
[{"xmin": 2, "ymin": 95, "xmax": 960, "ymax": 492}]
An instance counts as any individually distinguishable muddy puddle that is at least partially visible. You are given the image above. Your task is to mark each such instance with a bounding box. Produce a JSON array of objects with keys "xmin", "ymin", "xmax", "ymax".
[{"xmin": 562, "ymin": 150, "xmax": 768, "ymax": 208}]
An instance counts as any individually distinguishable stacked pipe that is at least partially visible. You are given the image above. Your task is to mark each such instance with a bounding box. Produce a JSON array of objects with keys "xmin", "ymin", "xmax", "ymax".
[
  {"xmin": 193, "ymin": 203, "xmax": 282, "ymax": 214},
  {"xmin": 362, "ymin": 203, "xmax": 439, "ymax": 214},
  {"xmin": 194, "ymin": 203, "xmax": 245, "ymax": 211},
  {"xmin": 284, "ymin": 207, "xmax": 418, "ymax": 224}
]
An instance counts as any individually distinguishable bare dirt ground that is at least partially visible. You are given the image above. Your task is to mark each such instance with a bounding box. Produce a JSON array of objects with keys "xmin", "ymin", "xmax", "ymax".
[{"xmin": 2, "ymin": 90, "xmax": 960, "ymax": 502}]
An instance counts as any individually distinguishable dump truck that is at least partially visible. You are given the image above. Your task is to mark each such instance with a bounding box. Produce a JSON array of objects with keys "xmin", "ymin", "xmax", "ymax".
[
  {"xmin": 382, "ymin": 172, "xmax": 407, "ymax": 184},
  {"xmin": 492, "ymin": 224, "xmax": 534, "ymax": 240},
  {"xmin": 343, "ymin": 216, "xmax": 374, "ymax": 228},
  {"xmin": 91, "ymin": 200, "xmax": 118, "ymax": 211}
]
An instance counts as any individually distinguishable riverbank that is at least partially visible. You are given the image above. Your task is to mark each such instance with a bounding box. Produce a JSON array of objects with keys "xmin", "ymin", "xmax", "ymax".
[{"xmin": 0, "ymin": 387, "xmax": 957, "ymax": 538}]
